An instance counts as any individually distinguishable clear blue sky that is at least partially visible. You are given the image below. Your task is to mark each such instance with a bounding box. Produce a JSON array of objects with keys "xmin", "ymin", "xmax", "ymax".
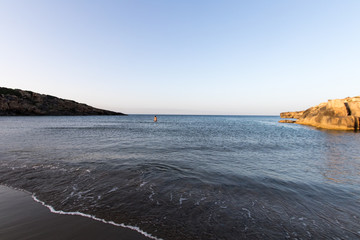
[{"xmin": 1, "ymin": 0, "xmax": 359, "ymax": 115}]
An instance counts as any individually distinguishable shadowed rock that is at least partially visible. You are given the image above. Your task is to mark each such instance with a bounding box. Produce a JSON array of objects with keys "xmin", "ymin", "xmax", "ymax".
[
  {"xmin": 0, "ymin": 87, "xmax": 126, "ymax": 116},
  {"xmin": 278, "ymin": 119, "xmax": 296, "ymax": 123},
  {"xmin": 280, "ymin": 97, "xmax": 360, "ymax": 131}
]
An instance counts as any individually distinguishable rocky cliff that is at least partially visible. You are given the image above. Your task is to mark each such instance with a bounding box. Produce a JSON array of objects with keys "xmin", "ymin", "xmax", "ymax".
[
  {"xmin": 0, "ymin": 87, "xmax": 125, "ymax": 116},
  {"xmin": 280, "ymin": 97, "xmax": 360, "ymax": 131}
]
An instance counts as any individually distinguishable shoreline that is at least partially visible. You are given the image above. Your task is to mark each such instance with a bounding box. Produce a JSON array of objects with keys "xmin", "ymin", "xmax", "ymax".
[{"xmin": 0, "ymin": 185, "xmax": 154, "ymax": 240}]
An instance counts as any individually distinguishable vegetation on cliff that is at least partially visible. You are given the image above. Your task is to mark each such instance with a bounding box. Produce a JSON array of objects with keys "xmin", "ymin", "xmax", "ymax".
[{"xmin": 0, "ymin": 87, "xmax": 125, "ymax": 116}]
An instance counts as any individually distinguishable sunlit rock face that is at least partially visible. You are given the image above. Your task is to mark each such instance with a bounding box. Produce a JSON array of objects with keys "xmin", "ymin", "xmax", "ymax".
[
  {"xmin": 280, "ymin": 111, "xmax": 304, "ymax": 119},
  {"xmin": 280, "ymin": 97, "xmax": 360, "ymax": 131},
  {"xmin": 0, "ymin": 87, "xmax": 125, "ymax": 116}
]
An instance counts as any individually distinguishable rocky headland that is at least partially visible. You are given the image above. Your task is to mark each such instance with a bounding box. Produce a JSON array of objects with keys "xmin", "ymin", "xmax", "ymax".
[
  {"xmin": 280, "ymin": 97, "xmax": 360, "ymax": 131},
  {"xmin": 0, "ymin": 87, "xmax": 125, "ymax": 116}
]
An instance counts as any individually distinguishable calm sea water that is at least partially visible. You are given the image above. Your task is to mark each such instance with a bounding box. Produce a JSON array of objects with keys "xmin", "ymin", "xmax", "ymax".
[{"xmin": 0, "ymin": 115, "xmax": 360, "ymax": 239}]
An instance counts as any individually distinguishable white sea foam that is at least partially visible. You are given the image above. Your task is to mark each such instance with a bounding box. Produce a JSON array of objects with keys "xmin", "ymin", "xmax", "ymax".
[
  {"xmin": 179, "ymin": 197, "xmax": 187, "ymax": 205},
  {"xmin": 241, "ymin": 208, "xmax": 253, "ymax": 219},
  {"xmin": 107, "ymin": 187, "xmax": 118, "ymax": 193},
  {"xmin": 215, "ymin": 200, "xmax": 227, "ymax": 209},
  {"xmin": 32, "ymin": 195, "xmax": 162, "ymax": 240},
  {"xmin": 195, "ymin": 197, "xmax": 206, "ymax": 206},
  {"xmin": 149, "ymin": 190, "xmax": 155, "ymax": 201}
]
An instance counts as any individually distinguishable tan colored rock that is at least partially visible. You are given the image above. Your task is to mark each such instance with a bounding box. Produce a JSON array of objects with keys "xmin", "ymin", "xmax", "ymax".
[
  {"xmin": 296, "ymin": 115, "xmax": 356, "ymax": 131},
  {"xmin": 280, "ymin": 97, "xmax": 360, "ymax": 131},
  {"xmin": 346, "ymin": 97, "xmax": 360, "ymax": 116},
  {"xmin": 280, "ymin": 111, "xmax": 304, "ymax": 119},
  {"xmin": 325, "ymin": 99, "xmax": 348, "ymax": 117}
]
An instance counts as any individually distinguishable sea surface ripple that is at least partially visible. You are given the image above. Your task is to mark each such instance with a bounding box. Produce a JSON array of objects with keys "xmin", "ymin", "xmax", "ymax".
[{"xmin": 1, "ymin": 115, "xmax": 360, "ymax": 239}]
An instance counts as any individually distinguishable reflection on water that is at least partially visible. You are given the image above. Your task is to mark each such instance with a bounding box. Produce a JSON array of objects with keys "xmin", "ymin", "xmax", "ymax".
[{"xmin": 321, "ymin": 130, "xmax": 360, "ymax": 185}]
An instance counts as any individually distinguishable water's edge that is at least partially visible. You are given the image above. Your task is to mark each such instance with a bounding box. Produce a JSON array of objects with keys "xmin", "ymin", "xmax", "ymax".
[{"xmin": 1, "ymin": 184, "xmax": 162, "ymax": 240}]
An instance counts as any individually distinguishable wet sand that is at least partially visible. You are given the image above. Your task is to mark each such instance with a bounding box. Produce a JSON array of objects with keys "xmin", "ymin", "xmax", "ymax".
[{"xmin": 0, "ymin": 185, "xmax": 152, "ymax": 240}]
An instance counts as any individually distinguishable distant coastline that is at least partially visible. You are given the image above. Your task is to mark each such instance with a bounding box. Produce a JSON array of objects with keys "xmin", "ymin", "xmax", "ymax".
[{"xmin": 0, "ymin": 87, "xmax": 126, "ymax": 116}]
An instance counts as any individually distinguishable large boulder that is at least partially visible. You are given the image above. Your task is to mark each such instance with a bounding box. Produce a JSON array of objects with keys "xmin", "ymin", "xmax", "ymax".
[{"xmin": 280, "ymin": 97, "xmax": 360, "ymax": 131}]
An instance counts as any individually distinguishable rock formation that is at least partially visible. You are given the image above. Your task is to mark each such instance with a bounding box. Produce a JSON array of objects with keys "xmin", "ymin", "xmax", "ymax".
[
  {"xmin": 280, "ymin": 111, "xmax": 304, "ymax": 119},
  {"xmin": 280, "ymin": 97, "xmax": 360, "ymax": 131},
  {"xmin": 0, "ymin": 87, "xmax": 125, "ymax": 116},
  {"xmin": 278, "ymin": 119, "xmax": 296, "ymax": 123}
]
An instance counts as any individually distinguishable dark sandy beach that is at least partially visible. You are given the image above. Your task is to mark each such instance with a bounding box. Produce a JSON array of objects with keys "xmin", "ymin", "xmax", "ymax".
[{"xmin": 0, "ymin": 185, "xmax": 151, "ymax": 240}]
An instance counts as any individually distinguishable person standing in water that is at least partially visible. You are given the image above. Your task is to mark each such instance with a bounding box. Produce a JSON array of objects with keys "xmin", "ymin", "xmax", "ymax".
[{"xmin": 154, "ymin": 116, "xmax": 157, "ymax": 122}]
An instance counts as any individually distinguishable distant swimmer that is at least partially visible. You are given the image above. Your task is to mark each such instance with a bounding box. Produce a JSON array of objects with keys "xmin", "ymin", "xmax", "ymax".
[{"xmin": 154, "ymin": 116, "xmax": 157, "ymax": 122}]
